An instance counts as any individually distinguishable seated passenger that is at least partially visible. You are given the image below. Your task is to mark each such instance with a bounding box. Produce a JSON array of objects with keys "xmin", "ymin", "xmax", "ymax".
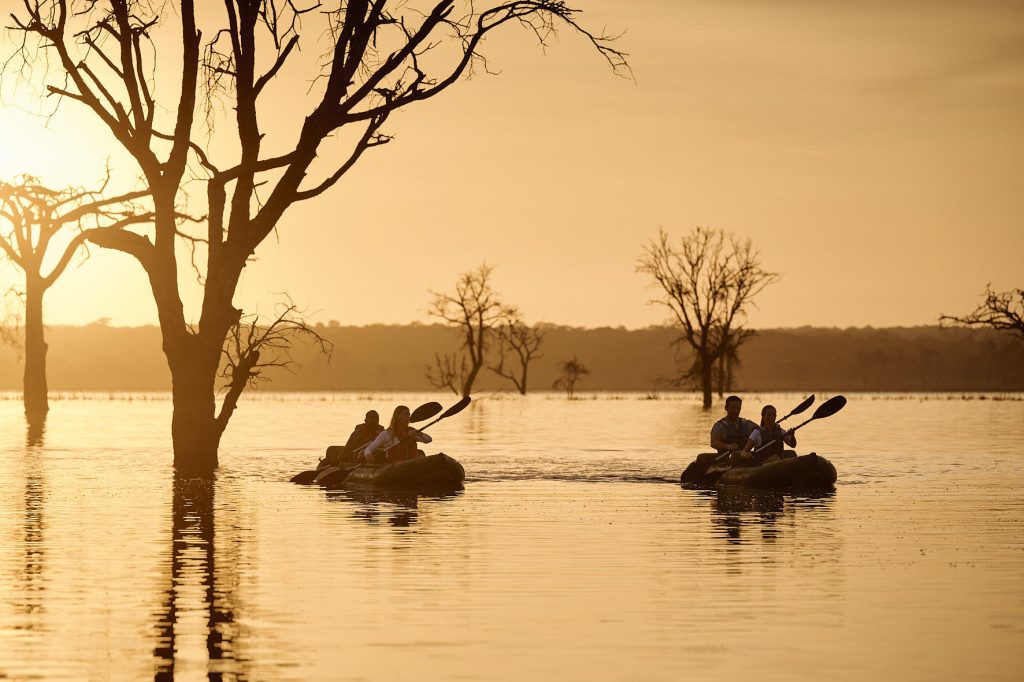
[
  {"xmin": 340, "ymin": 410, "xmax": 384, "ymax": 462},
  {"xmin": 710, "ymin": 395, "xmax": 758, "ymax": 454},
  {"xmin": 321, "ymin": 410, "xmax": 385, "ymax": 468},
  {"xmin": 363, "ymin": 405, "xmax": 432, "ymax": 464},
  {"xmin": 738, "ymin": 404, "xmax": 797, "ymax": 465}
]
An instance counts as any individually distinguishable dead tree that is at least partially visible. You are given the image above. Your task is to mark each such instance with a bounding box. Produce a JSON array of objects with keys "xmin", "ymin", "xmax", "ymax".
[
  {"xmin": 12, "ymin": 0, "xmax": 627, "ymax": 473},
  {"xmin": 426, "ymin": 352, "xmax": 468, "ymax": 395},
  {"xmin": 218, "ymin": 298, "xmax": 332, "ymax": 433},
  {"xmin": 490, "ymin": 310, "xmax": 544, "ymax": 394},
  {"xmin": 714, "ymin": 329, "xmax": 751, "ymax": 396},
  {"xmin": 0, "ymin": 174, "xmax": 149, "ymax": 418},
  {"xmin": 941, "ymin": 286, "xmax": 1024, "ymax": 343},
  {"xmin": 427, "ymin": 264, "xmax": 510, "ymax": 397},
  {"xmin": 553, "ymin": 355, "xmax": 588, "ymax": 398},
  {"xmin": 637, "ymin": 227, "xmax": 777, "ymax": 409}
]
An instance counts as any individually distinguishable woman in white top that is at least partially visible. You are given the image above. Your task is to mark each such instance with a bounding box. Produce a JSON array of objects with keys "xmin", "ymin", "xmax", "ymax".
[
  {"xmin": 363, "ymin": 405, "xmax": 432, "ymax": 463},
  {"xmin": 738, "ymin": 404, "xmax": 796, "ymax": 464}
]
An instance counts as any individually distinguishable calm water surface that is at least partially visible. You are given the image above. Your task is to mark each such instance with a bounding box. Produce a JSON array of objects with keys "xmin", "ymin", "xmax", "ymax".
[{"xmin": 1, "ymin": 392, "xmax": 1022, "ymax": 680}]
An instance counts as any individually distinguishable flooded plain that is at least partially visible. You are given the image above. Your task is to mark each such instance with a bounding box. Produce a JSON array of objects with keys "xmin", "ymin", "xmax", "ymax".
[{"xmin": 1, "ymin": 392, "xmax": 1022, "ymax": 680}]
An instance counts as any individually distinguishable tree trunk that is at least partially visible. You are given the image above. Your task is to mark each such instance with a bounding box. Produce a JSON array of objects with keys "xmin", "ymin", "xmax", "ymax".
[
  {"xmin": 461, "ymin": 359, "xmax": 482, "ymax": 398},
  {"xmin": 726, "ymin": 355, "xmax": 734, "ymax": 392},
  {"xmin": 167, "ymin": 339, "xmax": 223, "ymax": 474},
  {"xmin": 716, "ymin": 356, "xmax": 725, "ymax": 397},
  {"xmin": 23, "ymin": 275, "xmax": 48, "ymax": 419},
  {"xmin": 700, "ymin": 354, "xmax": 713, "ymax": 409},
  {"xmin": 518, "ymin": 366, "xmax": 528, "ymax": 396}
]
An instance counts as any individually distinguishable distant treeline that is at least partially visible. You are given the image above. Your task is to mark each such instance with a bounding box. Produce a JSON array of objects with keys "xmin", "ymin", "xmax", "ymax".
[{"xmin": 0, "ymin": 323, "xmax": 1021, "ymax": 392}]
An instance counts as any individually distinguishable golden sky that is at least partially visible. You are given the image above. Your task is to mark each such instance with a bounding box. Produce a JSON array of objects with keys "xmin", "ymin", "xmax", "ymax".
[{"xmin": 1, "ymin": 0, "xmax": 1022, "ymax": 329}]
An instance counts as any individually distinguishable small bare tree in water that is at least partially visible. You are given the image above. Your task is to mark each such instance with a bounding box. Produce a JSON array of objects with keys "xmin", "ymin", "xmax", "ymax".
[
  {"xmin": 941, "ymin": 286, "xmax": 1024, "ymax": 343},
  {"xmin": 217, "ymin": 298, "xmax": 332, "ymax": 434},
  {"xmin": 490, "ymin": 310, "xmax": 544, "ymax": 395},
  {"xmin": 0, "ymin": 174, "xmax": 150, "ymax": 418},
  {"xmin": 637, "ymin": 227, "xmax": 777, "ymax": 409},
  {"xmin": 11, "ymin": 0, "xmax": 627, "ymax": 472},
  {"xmin": 553, "ymin": 355, "xmax": 589, "ymax": 398},
  {"xmin": 427, "ymin": 264, "xmax": 510, "ymax": 397}
]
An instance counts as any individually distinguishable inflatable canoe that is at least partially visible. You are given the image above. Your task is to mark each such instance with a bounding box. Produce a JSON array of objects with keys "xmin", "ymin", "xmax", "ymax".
[
  {"xmin": 304, "ymin": 453, "xmax": 465, "ymax": 491},
  {"xmin": 681, "ymin": 452, "xmax": 837, "ymax": 490}
]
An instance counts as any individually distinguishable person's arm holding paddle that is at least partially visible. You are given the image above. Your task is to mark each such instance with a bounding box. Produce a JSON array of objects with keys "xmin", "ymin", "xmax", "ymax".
[{"xmin": 362, "ymin": 429, "xmax": 392, "ymax": 463}]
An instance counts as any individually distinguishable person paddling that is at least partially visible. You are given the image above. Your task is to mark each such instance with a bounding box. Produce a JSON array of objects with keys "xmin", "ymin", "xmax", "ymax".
[
  {"xmin": 736, "ymin": 404, "xmax": 797, "ymax": 465},
  {"xmin": 363, "ymin": 405, "xmax": 432, "ymax": 464},
  {"xmin": 710, "ymin": 395, "xmax": 758, "ymax": 454}
]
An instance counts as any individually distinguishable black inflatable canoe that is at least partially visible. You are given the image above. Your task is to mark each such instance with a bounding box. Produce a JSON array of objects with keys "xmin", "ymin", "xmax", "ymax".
[
  {"xmin": 681, "ymin": 452, "xmax": 837, "ymax": 490},
  {"xmin": 303, "ymin": 453, "xmax": 465, "ymax": 491}
]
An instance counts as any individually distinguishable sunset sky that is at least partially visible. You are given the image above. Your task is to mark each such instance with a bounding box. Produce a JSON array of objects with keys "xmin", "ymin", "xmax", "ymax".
[{"xmin": 0, "ymin": 0, "xmax": 1021, "ymax": 330}]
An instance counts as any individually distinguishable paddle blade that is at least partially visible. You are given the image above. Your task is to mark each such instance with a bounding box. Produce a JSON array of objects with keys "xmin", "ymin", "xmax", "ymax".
[
  {"xmin": 811, "ymin": 395, "xmax": 847, "ymax": 420},
  {"xmin": 290, "ymin": 470, "xmax": 318, "ymax": 484},
  {"xmin": 790, "ymin": 394, "xmax": 815, "ymax": 416},
  {"xmin": 410, "ymin": 401, "xmax": 443, "ymax": 423},
  {"xmin": 440, "ymin": 395, "xmax": 472, "ymax": 419}
]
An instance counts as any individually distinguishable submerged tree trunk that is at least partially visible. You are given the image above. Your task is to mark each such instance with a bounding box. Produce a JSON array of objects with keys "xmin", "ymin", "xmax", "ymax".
[
  {"xmin": 716, "ymin": 356, "xmax": 725, "ymax": 398},
  {"xmin": 700, "ymin": 354, "xmax": 714, "ymax": 409},
  {"xmin": 168, "ymin": 348, "xmax": 222, "ymax": 474},
  {"xmin": 22, "ymin": 276, "xmax": 48, "ymax": 419}
]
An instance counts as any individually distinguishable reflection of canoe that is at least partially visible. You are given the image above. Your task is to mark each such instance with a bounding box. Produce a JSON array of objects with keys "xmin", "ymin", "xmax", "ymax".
[
  {"xmin": 681, "ymin": 452, "xmax": 837, "ymax": 490},
  {"xmin": 312, "ymin": 453, "xmax": 465, "ymax": 491}
]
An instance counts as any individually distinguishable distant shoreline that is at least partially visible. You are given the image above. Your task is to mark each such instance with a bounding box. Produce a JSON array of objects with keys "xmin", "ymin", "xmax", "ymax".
[{"xmin": 2, "ymin": 324, "xmax": 1022, "ymax": 392}]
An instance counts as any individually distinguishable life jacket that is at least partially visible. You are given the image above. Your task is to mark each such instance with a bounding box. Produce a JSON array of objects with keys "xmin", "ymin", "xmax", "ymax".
[
  {"xmin": 385, "ymin": 428, "xmax": 420, "ymax": 462},
  {"xmin": 713, "ymin": 417, "xmax": 756, "ymax": 453},
  {"xmin": 753, "ymin": 424, "xmax": 787, "ymax": 458},
  {"xmin": 341, "ymin": 423, "xmax": 384, "ymax": 459}
]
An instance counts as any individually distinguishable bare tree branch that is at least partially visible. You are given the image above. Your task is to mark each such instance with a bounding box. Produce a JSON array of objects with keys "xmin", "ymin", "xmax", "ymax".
[{"xmin": 941, "ymin": 286, "xmax": 1024, "ymax": 342}]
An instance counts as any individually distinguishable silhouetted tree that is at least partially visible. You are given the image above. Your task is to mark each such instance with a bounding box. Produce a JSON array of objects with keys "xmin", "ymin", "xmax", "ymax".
[
  {"xmin": 12, "ymin": 1, "xmax": 627, "ymax": 472},
  {"xmin": 714, "ymin": 332, "xmax": 747, "ymax": 396},
  {"xmin": 941, "ymin": 286, "xmax": 1024, "ymax": 343},
  {"xmin": 427, "ymin": 264, "xmax": 510, "ymax": 396},
  {"xmin": 637, "ymin": 227, "xmax": 777, "ymax": 408},
  {"xmin": 490, "ymin": 311, "xmax": 544, "ymax": 394},
  {"xmin": 217, "ymin": 298, "xmax": 332, "ymax": 433},
  {"xmin": 0, "ymin": 174, "xmax": 149, "ymax": 418},
  {"xmin": 553, "ymin": 355, "xmax": 589, "ymax": 398},
  {"xmin": 426, "ymin": 352, "xmax": 468, "ymax": 395}
]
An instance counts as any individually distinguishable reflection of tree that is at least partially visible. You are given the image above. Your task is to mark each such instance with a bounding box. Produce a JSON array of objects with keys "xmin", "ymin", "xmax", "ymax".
[
  {"xmin": 26, "ymin": 413, "xmax": 45, "ymax": 447},
  {"xmin": 153, "ymin": 476, "xmax": 247, "ymax": 680},
  {"xmin": 17, "ymin": 448, "xmax": 46, "ymax": 629}
]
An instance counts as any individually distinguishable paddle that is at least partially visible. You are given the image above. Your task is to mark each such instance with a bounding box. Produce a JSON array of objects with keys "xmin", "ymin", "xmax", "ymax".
[
  {"xmin": 709, "ymin": 395, "xmax": 816, "ymax": 465},
  {"xmin": 685, "ymin": 395, "xmax": 846, "ymax": 484},
  {"xmin": 378, "ymin": 395, "xmax": 472, "ymax": 455},
  {"xmin": 752, "ymin": 394, "xmax": 846, "ymax": 456},
  {"xmin": 289, "ymin": 400, "xmax": 442, "ymax": 484},
  {"xmin": 410, "ymin": 401, "xmax": 443, "ymax": 423},
  {"xmin": 316, "ymin": 397, "xmax": 473, "ymax": 486},
  {"xmin": 777, "ymin": 394, "xmax": 815, "ymax": 425}
]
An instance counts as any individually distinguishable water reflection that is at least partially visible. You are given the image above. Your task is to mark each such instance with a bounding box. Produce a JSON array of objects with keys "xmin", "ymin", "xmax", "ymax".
[
  {"xmin": 26, "ymin": 413, "xmax": 46, "ymax": 446},
  {"xmin": 17, "ymin": 448, "xmax": 46, "ymax": 630},
  {"xmin": 153, "ymin": 475, "xmax": 248, "ymax": 680},
  {"xmin": 703, "ymin": 487, "xmax": 836, "ymax": 545},
  {"xmin": 325, "ymin": 488, "xmax": 463, "ymax": 528}
]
